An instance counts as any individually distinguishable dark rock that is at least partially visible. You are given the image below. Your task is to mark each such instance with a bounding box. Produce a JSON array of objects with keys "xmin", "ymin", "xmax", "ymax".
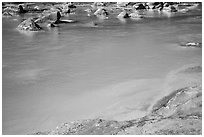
[
  {"xmin": 170, "ymin": 5, "xmax": 178, "ymax": 12},
  {"xmin": 67, "ymin": 3, "xmax": 76, "ymax": 9},
  {"xmin": 61, "ymin": 2, "xmax": 76, "ymax": 14},
  {"xmin": 17, "ymin": 18, "xmax": 42, "ymax": 31},
  {"xmin": 135, "ymin": 3, "xmax": 146, "ymax": 10},
  {"xmin": 18, "ymin": 5, "xmax": 27, "ymax": 13}
]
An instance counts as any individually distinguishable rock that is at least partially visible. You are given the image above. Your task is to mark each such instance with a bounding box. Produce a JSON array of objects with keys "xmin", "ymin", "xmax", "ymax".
[
  {"xmin": 2, "ymin": 6, "xmax": 18, "ymax": 15},
  {"xmin": 117, "ymin": 11, "xmax": 130, "ymax": 18},
  {"xmin": 18, "ymin": 5, "xmax": 27, "ymax": 13},
  {"xmin": 163, "ymin": 3, "xmax": 178, "ymax": 12},
  {"xmin": 67, "ymin": 2, "xmax": 76, "ymax": 9},
  {"xmin": 54, "ymin": 19, "xmax": 77, "ymax": 24},
  {"xmin": 151, "ymin": 86, "xmax": 202, "ymax": 118},
  {"xmin": 129, "ymin": 10, "xmax": 143, "ymax": 19},
  {"xmin": 180, "ymin": 42, "xmax": 202, "ymax": 48},
  {"xmin": 2, "ymin": 11, "xmax": 13, "ymax": 17},
  {"xmin": 34, "ymin": 84, "xmax": 201, "ymax": 135},
  {"xmin": 84, "ymin": 8, "xmax": 94, "ymax": 16},
  {"xmin": 94, "ymin": 8, "xmax": 108, "ymax": 16},
  {"xmin": 170, "ymin": 5, "xmax": 178, "ymax": 12},
  {"xmin": 117, "ymin": 2, "xmax": 129, "ymax": 7},
  {"xmin": 17, "ymin": 18, "xmax": 42, "ymax": 31},
  {"xmin": 34, "ymin": 10, "xmax": 61, "ymax": 23},
  {"xmin": 61, "ymin": 2, "xmax": 76, "ymax": 14},
  {"xmin": 47, "ymin": 23, "xmax": 57, "ymax": 27},
  {"xmin": 94, "ymin": 8, "xmax": 109, "ymax": 19},
  {"xmin": 134, "ymin": 3, "xmax": 146, "ymax": 10}
]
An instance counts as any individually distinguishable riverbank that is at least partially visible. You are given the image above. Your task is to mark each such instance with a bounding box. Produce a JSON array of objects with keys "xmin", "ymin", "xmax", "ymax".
[
  {"xmin": 33, "ymin": 63, "xmax": 202, "ymax": 135},
  {"xmin": 2, "ymin": 2, "xmax": 202, "ymax": 135}
]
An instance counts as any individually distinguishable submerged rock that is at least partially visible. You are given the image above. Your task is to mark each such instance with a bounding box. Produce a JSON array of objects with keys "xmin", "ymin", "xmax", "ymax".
[{"xmin": 17, "ymin": 18, "xmax": 42, "ymax": 31}]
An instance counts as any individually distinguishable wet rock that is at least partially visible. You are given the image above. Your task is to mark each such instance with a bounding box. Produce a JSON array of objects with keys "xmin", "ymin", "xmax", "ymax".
[
  {"xmin": 94, "ymin": 8, "xmax": 108, "ymax": 16},
  {"xmin": 61, "ymin": 2, "xmax": 76, "ymax": 14},
  {"xmin": 18, "ymin": 5, "xmax": 27, "ymax": 13},
  {"xmin": 47, "ymin": 23, "xmax": 57, "ymax": 27},
  {"xmin": 67, "ymin": 2, "xmax": 76, "ymax": 9},
  {"xmin": 17, "ymin": 18, "xmax": 42, "ymax": 31},
  {"xmin": 169, "ymin": 5, "xmax": 178, "ymax": 12},
  {"xmin": 180, "ymin": 42, "xmax": 202, "ymax": 48},
  {"xmin": 163, "ymin": 4, "xmax": 178, "ymax": 12},
  {"xmin": 129, "ymin": 11, "xmax": 143, "ymax": 19},
  {"xmin": 34, "ymin": 10, "xmax": 61, "ymax": 23},
  {"xmin": 117, "ymin": 11, "xmax": 130, "ymax": 18},
  {"xmin": 93, "ymin": 8, "xmax": 109, "ymax": 19}
]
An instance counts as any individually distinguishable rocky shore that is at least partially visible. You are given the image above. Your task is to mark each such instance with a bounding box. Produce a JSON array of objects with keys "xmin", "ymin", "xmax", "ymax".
[
  {"xmin": 2, "ymin": 2, "xmax": 202, "ymax": 30},
  {"xmin": 2, "ymin": 2, "xmax": 201, "ymax": 135},
  {"xmin": 33, "ymin": 65, "xmax": 202, "ymax": 135}
]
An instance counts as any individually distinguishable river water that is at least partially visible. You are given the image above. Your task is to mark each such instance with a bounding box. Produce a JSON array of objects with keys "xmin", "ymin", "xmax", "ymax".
[{"xmin": 2, "ymin": 6, "xmax": 202, "ymax": 134}]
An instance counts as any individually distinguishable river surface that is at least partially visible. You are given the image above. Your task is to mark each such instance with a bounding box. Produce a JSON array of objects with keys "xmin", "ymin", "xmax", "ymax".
[{"xmin": 2, "ymin": 6, "xmax": 202, "ymax": 134}]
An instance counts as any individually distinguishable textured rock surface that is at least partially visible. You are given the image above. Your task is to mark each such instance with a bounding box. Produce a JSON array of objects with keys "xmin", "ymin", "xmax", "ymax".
[
  {"xmin": 33, "ymin": 84, "xmax": 201, "ymax": 135},
  {"xmin": 17, "ymin": 18, "xmax": 42, "ymax": 31}
]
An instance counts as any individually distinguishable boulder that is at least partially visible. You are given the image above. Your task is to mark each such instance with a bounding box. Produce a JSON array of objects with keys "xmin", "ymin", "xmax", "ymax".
[{"xmin": 17, "ymin": 18, "xmax": 42, "ymax": 31}]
